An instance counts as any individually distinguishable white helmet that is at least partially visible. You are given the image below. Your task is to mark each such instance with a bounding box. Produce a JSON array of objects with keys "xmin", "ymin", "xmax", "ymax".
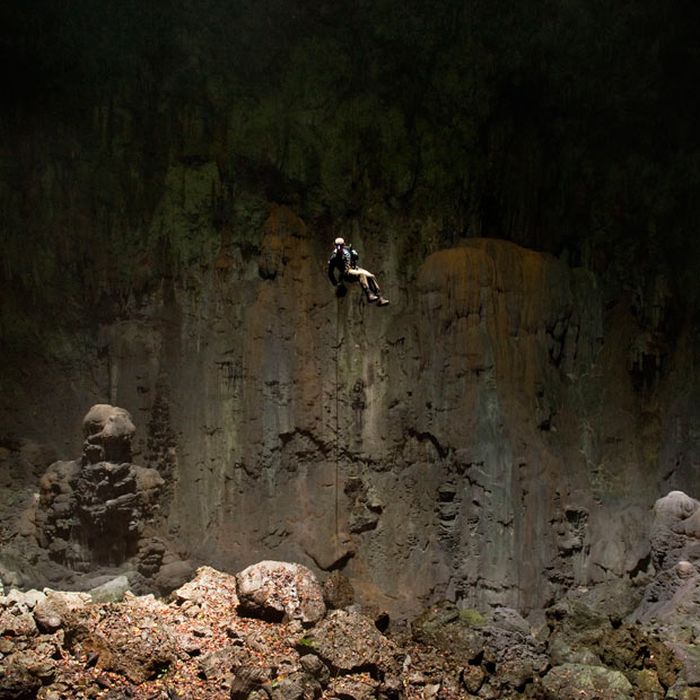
[{"xmin": 334, "ymin": 237, "xmax": 345, "ymax": 246}]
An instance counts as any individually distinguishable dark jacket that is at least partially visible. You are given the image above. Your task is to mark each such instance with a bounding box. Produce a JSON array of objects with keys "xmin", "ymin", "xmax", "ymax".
[{"xmin": 327, "ymin": 245, "xmax": 359, "ymax": 285}]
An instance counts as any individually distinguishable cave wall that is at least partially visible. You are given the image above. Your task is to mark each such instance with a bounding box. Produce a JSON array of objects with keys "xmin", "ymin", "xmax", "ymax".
[
  {"xmin": 98, "ymin": 217, "xmax": 700, "ymax": 617},
  {"xmin": 3, "ymin": 183, "xmax": 696, "ymax": 616}
]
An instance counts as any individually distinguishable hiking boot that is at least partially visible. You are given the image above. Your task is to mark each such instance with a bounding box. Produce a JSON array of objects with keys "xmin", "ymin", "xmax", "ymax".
[
  {"xmin": 367, "ymin": 293, "xmax": 379, "ymax": 303},
  {"xmin": 377, "ymin": 297, "xmax": 390, "ymax": 306}
]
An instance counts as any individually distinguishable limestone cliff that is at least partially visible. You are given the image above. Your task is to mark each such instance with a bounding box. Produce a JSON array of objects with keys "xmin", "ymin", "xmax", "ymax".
[{"xmin": 2, "ymin": 199, "xmax": 696, "ymax": 617}]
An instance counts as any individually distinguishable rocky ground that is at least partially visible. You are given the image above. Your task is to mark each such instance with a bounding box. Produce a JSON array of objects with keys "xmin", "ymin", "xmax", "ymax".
[
  {"xmin": 3, "ymin": 522, "xmax": 700, "ymax": 700},
  {"xmin": 5, "ymin": 406, "xmax": 700, "ymax": 698}
]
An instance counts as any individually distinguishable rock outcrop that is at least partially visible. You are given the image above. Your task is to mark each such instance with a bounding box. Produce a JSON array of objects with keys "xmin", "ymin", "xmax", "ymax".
[
  {"xmin": 34, "ymin": 404, "xmax": 162, "ymax": 570},
  {"xmin": 2, "ymin": 405, "xmax": 194, "ymax": 596}
]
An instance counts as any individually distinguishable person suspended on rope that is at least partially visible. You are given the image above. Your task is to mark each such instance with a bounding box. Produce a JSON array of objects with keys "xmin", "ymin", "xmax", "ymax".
[{"xmin": 327, "ymin": 237, "xmax": 389, "ymax": 306}]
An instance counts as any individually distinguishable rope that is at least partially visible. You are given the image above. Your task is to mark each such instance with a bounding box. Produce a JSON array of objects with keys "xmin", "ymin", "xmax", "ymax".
[{"xmin": 334, "ymin": 292, "xmax": 341, "ymax": 539}]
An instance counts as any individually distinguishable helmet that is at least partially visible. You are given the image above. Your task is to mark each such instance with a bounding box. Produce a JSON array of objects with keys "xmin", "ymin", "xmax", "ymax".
[{"xmin": 334, "ymin": 237, "xmax": 345, "ymax": 246}]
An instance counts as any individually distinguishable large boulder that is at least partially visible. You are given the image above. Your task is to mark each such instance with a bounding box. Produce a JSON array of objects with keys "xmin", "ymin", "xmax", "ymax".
[
  {"xmin": 0, "ymin": 604, "xmax": 37, "ymax": 637},
  {"xmin": 412, "ymin": 601, "xmax": 485, "ymax": 661},
  {"xmin": 300, "ymin": 609, "xmax": 392, "ymax": 674},
  {"xmin": 542, "ymin": 663, "xmax": 634, "ymax": 700},
  {"xmin": 33, "ymin": 589, "xmax": 90, "ymax": 633},
  {"xmin": 236, "ymin": 561, "xmax": 325, "ymax": 625},
  {"xmin": 154, "ymin": 560, "xmax": 195, "ymax": 595},
  {"xmin": 545, "ymin": 597, "xmax": 612, "ymax": 665},
  {"xmin": 69, "ymin": 594, "xmax": 179, "ymax": 683},
  {"xmin": 88, "ymin": 574, "xmax": 131, "ymax": 603}
]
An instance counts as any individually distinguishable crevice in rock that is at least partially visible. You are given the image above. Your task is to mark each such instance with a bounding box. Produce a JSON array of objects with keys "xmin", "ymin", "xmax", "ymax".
[{"xmin": 406, "ymin": 429, "xmax": 449, "ymax": 459}]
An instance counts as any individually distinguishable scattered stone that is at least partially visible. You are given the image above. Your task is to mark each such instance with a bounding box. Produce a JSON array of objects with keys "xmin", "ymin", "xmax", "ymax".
[{"xmin": 327, "ymin": 675, "xmax": 379, "ymax": 700}]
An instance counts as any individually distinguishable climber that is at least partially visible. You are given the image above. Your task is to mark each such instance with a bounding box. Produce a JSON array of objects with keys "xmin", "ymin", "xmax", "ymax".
[{"xmin": 327, "ymin": 237, "xmax": 389, "ymax": 306}]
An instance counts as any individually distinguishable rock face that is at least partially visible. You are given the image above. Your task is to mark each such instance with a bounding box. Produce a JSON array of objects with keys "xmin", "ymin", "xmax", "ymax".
[{"xmin": 1, "ymin": 208, "xmax": 697, "ymax": 617}]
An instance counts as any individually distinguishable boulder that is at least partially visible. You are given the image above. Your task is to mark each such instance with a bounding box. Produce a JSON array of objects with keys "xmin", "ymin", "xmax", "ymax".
[
  {"xmin": 3, "ymin": 588, "xmax": 46, "ymax": 610},
  {"xmin": 542, "ymin": 663, "xmax": 634, "ymax": 699},
  {"xmin": 236, "ymin": 561, "xmax": 325, "ymax": 624},
  {"xmin": 299, "ymin": 653, "xmax": 330, "ymax": 685},
  {"xmin": 154, "ymin": 560, "xmax": 195, "ymax": 595},
  {"xmin": 0, "ymin": 605, "xmax": 37, "ymax": 637},
  {"xmin": 412, "ymin": 601, "xmax": 485, "ymax": 661},
  {"xmin": 33, "ymin": 589, "xmax": 90, "ymax": 632},
  {"xmin": 173, "ymin": 565, "xmax": 239, "ymax": 609},
  {"xmin": 481, "ymin": 625, "xmax": 548, "ymax": 690},
  {"xmin": 0, "ymin": 659, "xmax": 42, "ymax": 699},
  {"xmin": 412, "ymin": 600, "xmax": 547, "ymax": 694},
  {"xmin": 230, "ymin": 663, "xmax": 272, "ymax": 700},
  {"xmin": 300, "ymin": 610, "xmax": 391, "ymax": 673},
  {"xmin": 597, "ymin": 624, "xmax": 680, "ymax": 687},
  {"xmin": 73, "ymin": 595, "xmax": 179, "ymax": 683},
  {"xmin": 89, "ymin": 574, "xmax": 131, "ymax": 603},
  {"xmin": 267, "ymin": 671, "xmax": 313, "ymax": 700},
  {"xmin": 667, "ymin": 680, "xmax": 700, "ymax": 699},
  {"xmin": 545, "ymin": 596, "xmax": 612, "ymax": 664}
]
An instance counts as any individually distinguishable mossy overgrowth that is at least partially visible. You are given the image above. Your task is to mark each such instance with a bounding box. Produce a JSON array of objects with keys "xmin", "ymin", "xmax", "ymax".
[{"xmin": 458, "ymin": 608, "xmax": 486, "ymax": 627}]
